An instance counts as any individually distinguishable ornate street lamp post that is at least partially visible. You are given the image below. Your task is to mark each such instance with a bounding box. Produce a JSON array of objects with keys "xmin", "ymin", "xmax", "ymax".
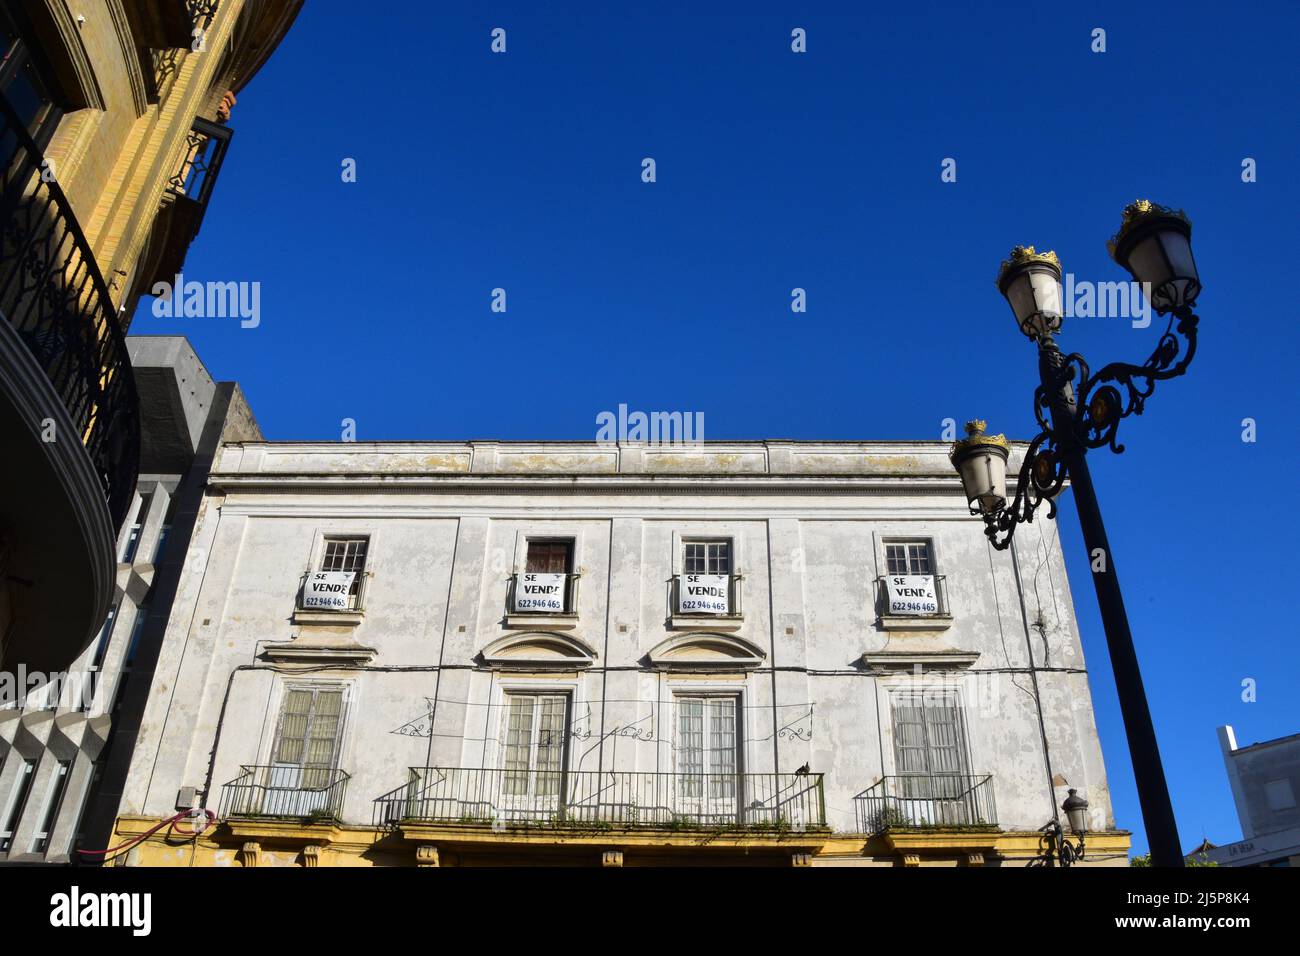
[{"xmin": 950, "ymin": 201, "xmax": 1200, "ymax": 868}]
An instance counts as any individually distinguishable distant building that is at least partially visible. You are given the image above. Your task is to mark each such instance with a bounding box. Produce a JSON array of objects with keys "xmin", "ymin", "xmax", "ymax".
[
  {"xmin": 0, "ymin": 337, "xmax": 259, "ymax": 864},
  {"xmin": 1205, "ymin": 725, "xmax": 1300, "ymax": 867},
  {"xmin": 109, "ymin": 440, "xmax": 1129, "ymax": 866}
]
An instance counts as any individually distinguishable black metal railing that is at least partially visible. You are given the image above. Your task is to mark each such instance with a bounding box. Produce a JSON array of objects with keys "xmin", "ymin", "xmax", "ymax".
[
  {"xmin": 166, "ymin": 117, "xmax": 231, "ymax": 228},
  {"xmin": 0, "ymin": 90, "xmax": 140, "ymax": 530},
  {"xmin": 670, "ymin": 573, "xmax": 744, "ymax": 617},
  {"xmin": 854, "ymin": 774, "xmax": 996, "ymax": 832},
  {"xmin": 508, "ymin": 571, "xmax": 580, "ymax": 615},
  {"xmin": 875, "ymin": 574, "xmax": 949, "ymax": 617},
  {"xmin": 375, "ymin": 768, "xmax": 825, "ymax": 830},
  {"xmin": 220, "ymin": 765, "xmax": 350, "ymax": 821}
]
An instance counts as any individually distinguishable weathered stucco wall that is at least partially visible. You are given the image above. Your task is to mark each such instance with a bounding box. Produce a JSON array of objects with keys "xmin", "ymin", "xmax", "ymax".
[{"xmin": 119, "ymin": 440, "xmax": 1116, "ymax": 849}]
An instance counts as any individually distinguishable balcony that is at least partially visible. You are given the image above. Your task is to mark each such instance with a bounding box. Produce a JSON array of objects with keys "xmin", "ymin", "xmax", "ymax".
[
  {"xmin": 0, "ymin": 90, "xmax": 140, "ymax": 670},
  {"xmin": 375, "ymin": 768, "xmax": 826, "ymax": 831},
  {"xmin": 875, "ymin": 573, "xmax": 953, "ymax": 631},
  {"xmin": 219, "ymin": 765, "xmax": 349, "ymax": 822},
  {"xmin": 669, "ymin": 572, "xmax": 744, "ymax": 630},
  {"xmin": 504, "ymin": 571, "xmax": 580, "ymax": 629},
  {"xmin": 291, "ymin": 569, "xmax": 369, "ymax": 627},
  {"xmin": 854, "ymin": 774, "xmax": 997, "ymax": 833},
  {"xmin": 144, "ymin": 118, "xmax": 232, "ymax": 286}
]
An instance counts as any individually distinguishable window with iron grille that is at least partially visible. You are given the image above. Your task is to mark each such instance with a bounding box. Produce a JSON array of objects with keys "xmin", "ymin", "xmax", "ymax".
[
  {"xmin": 677, "ymin": 696, "xmax": 738, "ymax": 800},
  {"xmin": 501, "ymin": 694, "xmax": 568, "ymax": 797},
  {"xmin": 272, "ymin": 685, "xmax": 346, "ymax": 792},
  {"xmin": 525, "ymin": 540, "xmax": 572, "ymax": 574},
  {"xmin": 891, "ymin": 691, "xmax": 970, "ymax": 798},
  {"xmin": 321, "ymin": 536, "xmax": 368, "ymax": 602},
  {"xmin": 885, "ymin": 540, "xmax": 933, "ymax": 576},
  {"xmin": 684, "ymin": 540, "xmax": 731, "ymax": 575}
]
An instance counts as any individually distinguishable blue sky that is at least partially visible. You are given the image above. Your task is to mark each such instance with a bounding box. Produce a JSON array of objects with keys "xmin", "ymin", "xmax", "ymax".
[{"xmin": 133, "ymin": 2, "xmax": 1300, "ymax": 855}]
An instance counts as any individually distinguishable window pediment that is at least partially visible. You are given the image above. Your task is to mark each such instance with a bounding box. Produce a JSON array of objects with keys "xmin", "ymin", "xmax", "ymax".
[
  {"xmin": 479, "ymin": 632, "xmax": 597, "ymax": 670},
  {"xmin": 646, "ymin": 633, "xmax": 765, "ymax": 671}
]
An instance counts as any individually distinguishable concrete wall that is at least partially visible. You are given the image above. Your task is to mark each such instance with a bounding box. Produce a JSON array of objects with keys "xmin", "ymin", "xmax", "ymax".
[{"xmin": 117, "ymin": 441, "xmax": 1117, "ymax": 845}]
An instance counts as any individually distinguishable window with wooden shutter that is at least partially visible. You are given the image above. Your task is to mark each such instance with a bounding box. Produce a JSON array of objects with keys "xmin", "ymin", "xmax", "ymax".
[
  {"xmin": 525, "ymin": 541, "xmax": 572, "ymax": 573},
  {"xmin": 501, "ymin": 693, "xmax": 568, "ymax": 797},
  {"xmin": 891, "ymin": 692, "xmax": 969, "ymax": 800},
  {"xmin": 273, "ymin": 686, "xmax": 346, "ymax": 792}
]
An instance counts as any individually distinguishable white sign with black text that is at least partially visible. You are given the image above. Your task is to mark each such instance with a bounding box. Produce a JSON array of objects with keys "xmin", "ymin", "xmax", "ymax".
[
  {"xmin": 302, "ymin": 571, "xmax": 355, "ymax": 610},
  {"xmin": 678, "ymin": 573, "xmax": 731, "ymax": 614},
  {"xmin": 887, "ymin": 574, "xmax": 938, "ymax": 615},
  {"xmin": 516, "ymin": 572, "xmax": 567, "ymax": 612}
]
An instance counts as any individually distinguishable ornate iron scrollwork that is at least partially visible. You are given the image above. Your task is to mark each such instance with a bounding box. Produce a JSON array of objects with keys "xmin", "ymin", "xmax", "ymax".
[{"xmin": 984, "ymin": 302, "xmax": 1197, "ymax": 550}]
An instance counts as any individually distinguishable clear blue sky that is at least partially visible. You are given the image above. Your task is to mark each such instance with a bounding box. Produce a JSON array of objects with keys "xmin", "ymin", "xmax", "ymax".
[{"xmin": 134, "ymin": 2, "xmax": 1300, "ymax": 855}]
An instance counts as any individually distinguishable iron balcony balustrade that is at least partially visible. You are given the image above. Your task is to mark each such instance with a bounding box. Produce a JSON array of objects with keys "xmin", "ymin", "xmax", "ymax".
[
  {"xmin": 147, "ymin": 117, "xmax": 232, "ymax": 285},
  {"xmin": 374, "ymin": 767, "xmax": 826, "ymax": 831},
  {"xmin": 219, "ymin": 764, "xmax": 350, "ymax": 821},
  {"xmin": 854, "ymin": 773, "xmax": 997, "ymax": 833},
  {"xmin": 0, "ymin": 89, "xmax": 140, "ymax": 530},
  {"xmin": 875, "ymin": 573, "xmax": 950, "ymax": 618},
  {"xmin": 295, "ymin": 569, "xmax": 371, "ymax": 613},
  {"xmin": 507, "ymin": 571, "xmax": 581, "ymax": 616},
  {"xmin": 670, "ymin": 572, "xmax": 744, "ymax": 618}
]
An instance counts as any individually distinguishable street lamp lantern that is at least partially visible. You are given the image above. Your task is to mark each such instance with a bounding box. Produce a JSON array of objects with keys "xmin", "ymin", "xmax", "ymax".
[
  {"xmin": 950, "ymin": 201, "xmax": 1202, "ymax": 867},
  {"xmin": 1107, "ymin": 200, "xmax": 1200, "ymax": 314},
  {"xmin": 949, "ymin": 420, "xmax": 1009, "ymax": 517},
  {"xmin": 996, "ymin": 245, "xmax": 1063, "ymax": 341},
  {"xmin": 1062, "ymin": 788, "xmax": 1089, "ymax": 837}
]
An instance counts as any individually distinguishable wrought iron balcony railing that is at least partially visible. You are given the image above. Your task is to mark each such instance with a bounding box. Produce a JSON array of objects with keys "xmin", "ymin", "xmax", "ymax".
[
  {"xmin": 507, "ymin": 571, "xmax": 580, "ymax": 615},
  {"xmin": 375, "ymin": 767, "xmax": 825, "ymax": 830},
  {"xmin": 219, "ymin": 765, "xmax": 350, "ymax": 821},
  {"xmin": 854, "ymin": 773, "xmax": 997, "ymax": 833},
  {"xmin": 875, "ymin": 573, "xmax": 950, "ymax": 618},
  {"xmin": 295, "ymin": 569, "xmax": 370, "ymax": 613},
  {"xmin": 0, "ymin": 90, "xmax": 140, "ymax": 529},
  {"xmin": 670, "ymin": 573, "xmax": 744, "ymax": 618}
]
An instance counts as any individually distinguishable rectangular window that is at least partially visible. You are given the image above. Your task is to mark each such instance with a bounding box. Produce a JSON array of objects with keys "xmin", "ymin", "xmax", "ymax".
[
  {"xmin": 892, "ymin": 691, "xmax": 969, "ymax": 801},
  {"xmin": 0, "ymin": 758, "xmax": 37, "ymax": 852},
  {"xmin": 30, "ymin": 759, "xmax": 70, "ymax": 854},
  {"xmin": 677, "ymin": 696, "xmax": 738, "ymax": 800},
  {"xmin": 272, "ymin": 686, "xmax": 345, "ymax": 792},
  {"xmin": 525, "ymin": 540, "xmax": 572, "ymax": 574},
  {"xmin": 501, "ymin": 693, "xmax": 568, "ymax": 797},
  {"xmin": 684, "ymin": 540, "xmax": 731, "ymax": 575},
  {"xmin": 886, "ymin": 541, "xmax": 933, "ymax": 576},
  {"xmin": 320, "ymin": 536, "xmax": 368, "ymax": 604}
]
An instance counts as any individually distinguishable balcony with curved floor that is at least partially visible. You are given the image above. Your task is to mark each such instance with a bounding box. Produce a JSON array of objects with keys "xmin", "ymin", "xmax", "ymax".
[{"xmin": 0, "ymin": 89, "xmax": 140, "ymax": 673}]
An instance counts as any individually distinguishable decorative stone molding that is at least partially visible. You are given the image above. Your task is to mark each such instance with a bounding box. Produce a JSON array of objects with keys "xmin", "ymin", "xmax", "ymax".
[
  {"xmin": 238, "ymin": 841, "xmax": 261, "ymax": 868},
  {"xmin": 901, "ymin": 853, "xmax": 921, "ymax": 867},
  {"xmin": 601, "ymin": 850, "xmax": 623, "ymax": 868},
  {"xmin": 965, "ymin": 852, "xmax": 986, "ymax": 867},
  {"xmin": 791, "ymin": 852, "xmax": 813, "ymax": 867},
  {"xmin": 415, "ymin": 845, "xmax": 440, "ymax": 868},
  {"xmin": 261, "ymin": 640, "xmax": 376, "ymax": 665},
  {"xmin": 646, "ymin": 633, "xmax": 765, "ymax": 671},
  {"xmin": 502, "ymin": 612, "xmax": 579, "ymax": 631},
  {"xmin": 302, "ymin": 844, "xmax": 322, "ymax": 867},
  {"xmin": 479, "ymin": 632, "xmax": 596, "ymax": 670}
]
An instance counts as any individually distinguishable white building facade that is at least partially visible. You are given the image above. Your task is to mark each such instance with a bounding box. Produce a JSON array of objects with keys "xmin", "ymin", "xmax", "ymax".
[{"xmin": 110, "ymin": 440, "xmax": 1129, "ymax": 866}]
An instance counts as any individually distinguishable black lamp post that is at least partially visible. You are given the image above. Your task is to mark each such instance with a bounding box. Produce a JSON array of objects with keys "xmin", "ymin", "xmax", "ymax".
[{"xmin": 950, "ymin": 200, "xmax": 1200, "ymax": 868}]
